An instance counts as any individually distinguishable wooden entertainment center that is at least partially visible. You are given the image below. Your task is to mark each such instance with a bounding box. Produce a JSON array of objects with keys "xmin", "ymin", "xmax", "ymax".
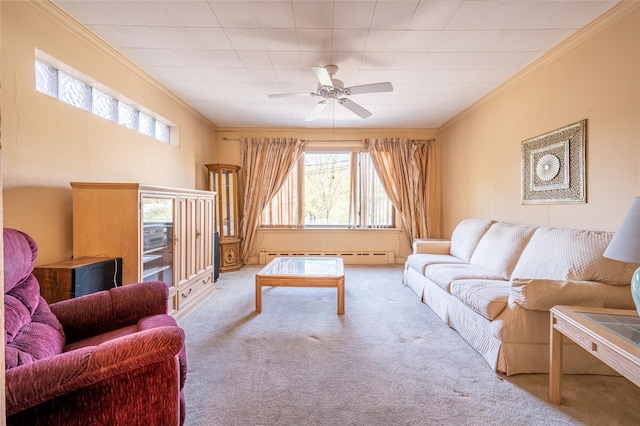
[{"xmin": 70, "ymin": 182, "xmax": 217, "ymax": 319}]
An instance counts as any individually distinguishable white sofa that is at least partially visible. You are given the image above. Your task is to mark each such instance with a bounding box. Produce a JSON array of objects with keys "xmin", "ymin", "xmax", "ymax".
[{"xmin": 403, "ymin": 218, "xmax": 637, "ymax": 375}]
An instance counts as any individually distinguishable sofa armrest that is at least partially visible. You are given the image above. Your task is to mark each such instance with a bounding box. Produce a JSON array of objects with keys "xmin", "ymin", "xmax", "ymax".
[
  {"xmin": 508, "ymin": 278, "xmax": 636, "ymax": 311},
  {"xmin": 413, "ymin": 239, "xmax": 451, "ymax": 255},
  {"xmin": 6, "ymin": 326, "xmax": 184, "ymax": 416},
  {"xmin": 50, "ymin": 281, "xmax": 169, "ymax": 343}
]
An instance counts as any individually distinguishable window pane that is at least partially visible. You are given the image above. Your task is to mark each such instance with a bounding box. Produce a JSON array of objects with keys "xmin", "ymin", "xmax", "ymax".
[
  {"xmin": 359, "ymin": 153, "xmax": 394, "ymax": 228},
  {"xmin": 35, "ymin": 54, "xmax": 176, "ymax": 145},
  {"xmin": 139, "ymin": 112, "xmax": 155, "ymax": 137},
  {"xmin": 155, "ymin": 121, "xmax": 170, "ymax": 143},
  {"xmin": 260, "ymin": 151, "xmax": 393, "ymax": 229},
  {"xmin": 35, "ymin": 59, "xmax": 58, "ymax": 98},
  {"xmin": 304, "ymin": 153, "xmax": 351, "ymax": 226},
  {"xmin": 58, "ymin": 71, "xmax": 91, "ymax": 111},
  {"xmin": 118, "ymin": 102, "xmax": 139, "ymax": 130},
  {"xmin": 92, "ymin": 89, "xmax": 118, "ymax": 121}
]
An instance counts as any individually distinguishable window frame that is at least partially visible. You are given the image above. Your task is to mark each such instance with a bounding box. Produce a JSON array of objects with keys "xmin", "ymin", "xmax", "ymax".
[
  {"xmin": 34, "ymin": 50, "xmax": 175, "ymax": 145},
  {"xmin": 303, "ymin": 151, "xmax": 353, "ymax": 228},
  {"xmin": 261, "ymin": 147, "xmax": 396, "ymax": 230}
]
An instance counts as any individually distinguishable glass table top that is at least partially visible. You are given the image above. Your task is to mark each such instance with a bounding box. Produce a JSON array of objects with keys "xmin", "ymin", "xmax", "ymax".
[
  {"xmin": 581, "ymin": 313, "xmax": 640, "ymax": 347},
  {"xmin": 259, "ymin": 257, "xmax": 343, "ymax": 277}
]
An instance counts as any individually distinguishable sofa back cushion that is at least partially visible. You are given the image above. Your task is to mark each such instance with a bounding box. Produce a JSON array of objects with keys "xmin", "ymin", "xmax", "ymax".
[
  {"xmin": 470, "ymin": 223, "xmax": 537, "ymax": 280},
  {"xmin": 4, "ymin": 228, "xmax": 65, "ymax": 369},
  {"xmin": 449, "ymin": 218, "xmax": 493, "ymax": 262},
  {"xmin": 511, "ymin": 226, "xmax": 636, "ymax": 285}
]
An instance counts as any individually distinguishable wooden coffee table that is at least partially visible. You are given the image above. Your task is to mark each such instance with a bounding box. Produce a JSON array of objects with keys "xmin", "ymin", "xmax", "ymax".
[
  {"xmin": 549, "ymin": 305, "xmax": 640, "ymax": 404},
  {"xmin": 255, "ymin": 257, "xmax": 345, "ymax": 315}
]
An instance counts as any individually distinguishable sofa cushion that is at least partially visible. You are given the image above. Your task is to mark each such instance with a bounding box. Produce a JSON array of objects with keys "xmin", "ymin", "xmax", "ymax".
[
  {"xmin": 449, "ymin": 219, "xmax": 493, "ymax": 262},
  {"xmin": 450, "ymin": 280, "xmax": 510, "ymax": 320},
  {"xmin": 509, "ymin": 278, "xmax": 636, "ymax": 311},
  {"xmin": 412, "ymin": 239, "xmax": 451, "ymax": 255},
  {"xmin": 424, "ymin": 264, "xmax": 504, "ymax": 292},
  {"xmin": 469, "ymin": 223, "xmax": 537, "ymax": 280},
  {"xmin": 406, "ymin": 253, "xmax": 465, "ymax": 275},
  {"xmin": 511, "ymin": 227, "xmax": 637, "ymax": 285}
]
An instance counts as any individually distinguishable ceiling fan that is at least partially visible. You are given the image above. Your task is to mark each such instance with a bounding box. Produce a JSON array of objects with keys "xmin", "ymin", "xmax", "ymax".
[{"xmin": 268, "ymin": 65, "xmax": 393, "ymax": 121}]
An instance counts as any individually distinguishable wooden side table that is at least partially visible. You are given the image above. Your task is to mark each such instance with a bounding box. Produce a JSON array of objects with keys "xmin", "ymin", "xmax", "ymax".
[
  {"xmin": 34, "ymin": 256, "xmax": 122, "ymax": 303},
  {"xmin": 549, "ymin": 305, "xmax": 640, "ymax": 404}
]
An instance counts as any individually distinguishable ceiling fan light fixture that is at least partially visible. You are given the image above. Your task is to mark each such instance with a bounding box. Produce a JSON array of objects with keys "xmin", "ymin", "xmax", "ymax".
[{"xmin": 269, "ymin": 65, "xmax": 393, "ymax": 122}]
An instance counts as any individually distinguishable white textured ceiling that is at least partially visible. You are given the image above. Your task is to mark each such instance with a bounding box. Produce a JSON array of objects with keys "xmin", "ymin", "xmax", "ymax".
[{"xmin": 52, "ymin": 0, "xmax": 618, "ymax": 129}]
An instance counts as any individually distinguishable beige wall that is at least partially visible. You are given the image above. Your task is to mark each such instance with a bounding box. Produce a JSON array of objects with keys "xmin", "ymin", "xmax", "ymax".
[
  {"xmin": 1, "ymin": 2, "xmax": 217, "ymax": 264},
  {"xmin": 439, "ymin": 3, "xmax": 640, "ymax": 238},
  {"xmin": 215, "ymin": 128, "xmax": 439, "ymax": 263}
]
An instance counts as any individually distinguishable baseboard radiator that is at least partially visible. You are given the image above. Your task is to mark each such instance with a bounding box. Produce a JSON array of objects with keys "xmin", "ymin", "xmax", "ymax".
[{"xmin": 258, "ymin": 251, "xmax": 395, "ymax": 265}]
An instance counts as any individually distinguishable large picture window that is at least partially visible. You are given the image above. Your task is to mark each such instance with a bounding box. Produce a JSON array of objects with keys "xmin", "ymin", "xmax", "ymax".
[{"xmin": 261, "ymin": 151, "xmax": 394, "ymax": 229}]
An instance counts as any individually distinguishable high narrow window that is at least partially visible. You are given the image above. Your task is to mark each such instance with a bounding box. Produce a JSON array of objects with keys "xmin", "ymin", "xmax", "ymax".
[{"xmin": 35, "ymin": 54, "xmax": 175, "ymax": 144}]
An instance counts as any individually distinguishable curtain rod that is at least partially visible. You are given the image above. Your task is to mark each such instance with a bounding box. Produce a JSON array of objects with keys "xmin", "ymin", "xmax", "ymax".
[
  {"xmin": 222, "ymin": 138, "xmax": 361, "ymax": 142},
  {"xmin": 222, "ymin": 138, "xmax": 435, "ymax": 142}
]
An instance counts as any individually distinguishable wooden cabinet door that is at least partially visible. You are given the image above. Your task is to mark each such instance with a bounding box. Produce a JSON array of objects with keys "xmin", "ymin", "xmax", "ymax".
[
  {"xmin": 185, "ymin": 196, "xmax": 198, "ymax": 280},
  {"xmin": 175, "ymin": 196, "xmax": 190, "ymax": 287},
  {"xmin": 194, "ymin": 196, "xmax": 215, "ymax": 275}
]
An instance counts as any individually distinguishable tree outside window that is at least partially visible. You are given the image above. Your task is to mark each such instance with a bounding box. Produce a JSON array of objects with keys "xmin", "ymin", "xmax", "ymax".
[
  {"xmin": 304, "ymin": 153, "xmax": 350, "ymax": 226},
  {"xmin": 262, "ymin": 151, "xmax": 394, "ymax": 229}
]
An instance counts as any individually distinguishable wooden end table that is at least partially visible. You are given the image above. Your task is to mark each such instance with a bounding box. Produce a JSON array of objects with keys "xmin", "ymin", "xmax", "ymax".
[
  {"xmin": 549, "ymin": 305, "xmax": 640, "ymax": 404},
  {"xmin": 255, "ymin": 257, "xmax": 345, "ymax": 315}
]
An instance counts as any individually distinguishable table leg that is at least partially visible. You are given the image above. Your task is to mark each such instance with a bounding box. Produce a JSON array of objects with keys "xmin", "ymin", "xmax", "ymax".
[
  {"xmin": 337, "ymin": 278, "xmax": 345, "ymax": 315},
  {"xmin": 549, "ymin": 314, "xmax": 564, "ymax": 404},
  {"xmin": 255, "ymin": 279, "xmax": 262, "ymax": 313}
]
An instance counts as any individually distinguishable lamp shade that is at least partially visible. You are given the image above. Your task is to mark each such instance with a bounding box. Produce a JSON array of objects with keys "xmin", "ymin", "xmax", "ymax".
[{"xmin": 603, "ymin": 197, "xmax": 640, "ymax": 264}]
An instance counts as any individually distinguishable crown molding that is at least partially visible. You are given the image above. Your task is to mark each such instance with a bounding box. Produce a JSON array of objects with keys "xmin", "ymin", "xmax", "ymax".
[
  {"xmin": 441, "ymin": 0, "xmax": 640, "ymax": 130},
  {"xmin": 30, "ymin": 0, "xmax": 216, "ymax": 129}
]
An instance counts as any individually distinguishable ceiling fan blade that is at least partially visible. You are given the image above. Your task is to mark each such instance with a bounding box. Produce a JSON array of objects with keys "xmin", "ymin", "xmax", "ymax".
[
  {"xmin": 304, "ymin": 100, "xmax": 328, "ymax": 122},
  {"xmin": 268, "ymin": 92, "xmax": 317, "ymax": 98},
  {"xmin": 344, "ymin": 82, "xmax": 393, "ymax": 96},
  {"xmin": 339, "ymin": 98, "xmax": 372, "ymax": 119},
  {"xmin": 310, "ymin": 66, "xmax": 334, "ymax": 88}
]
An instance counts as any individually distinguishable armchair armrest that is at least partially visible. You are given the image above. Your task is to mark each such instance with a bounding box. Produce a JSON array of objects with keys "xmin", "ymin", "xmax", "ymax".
[
  {"xmin": 412, "ymin": 239, "xmax": 451, "ymax": 255},
  {"xmin": 6, "ymin": 326, "xmax": 184, "ymax": 416},
  {"xmin": 508, "ymin": 278, "xmax": 636, "ymax": 311},
  {"xmin": 50, "ymin": 281, "xmax": 169, "ymax": 343}
]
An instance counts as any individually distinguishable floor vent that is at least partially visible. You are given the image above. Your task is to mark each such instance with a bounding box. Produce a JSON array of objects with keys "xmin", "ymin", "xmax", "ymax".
[{"xmin": 258, "ymin": 251, "xmax": 395, "ymax": 265}]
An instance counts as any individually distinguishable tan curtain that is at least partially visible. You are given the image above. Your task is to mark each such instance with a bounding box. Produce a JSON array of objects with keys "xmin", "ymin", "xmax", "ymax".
[
  {"xmin": 239, "ymin": 137, "xmax": 305, "ymax": 263},
  {"xmin": 260, "ymin": 156, "xmax": 304, "ymax": 228},
  {"xmin": 365, "ymin": 138, "xmax": 440, "ymax": 246}
]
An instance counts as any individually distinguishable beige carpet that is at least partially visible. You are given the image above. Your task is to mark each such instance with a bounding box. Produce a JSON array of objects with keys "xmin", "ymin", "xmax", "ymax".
[{"xmin": 179, "ymin": 264, "xmax": 640, "ymax": 425}]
